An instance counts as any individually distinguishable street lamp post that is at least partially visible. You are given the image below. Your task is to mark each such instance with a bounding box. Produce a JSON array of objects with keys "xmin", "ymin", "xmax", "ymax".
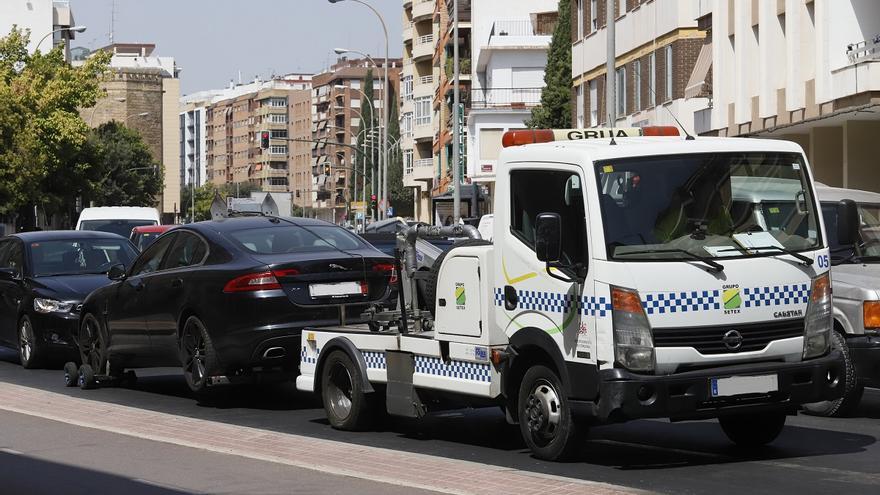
[
  {"xmin": 328, "ymin": 0, "xmax": 389, "ymax": 220},
  {"xmin": 34, "ymin": 25, "xmax": 86, "ymax": 53}
]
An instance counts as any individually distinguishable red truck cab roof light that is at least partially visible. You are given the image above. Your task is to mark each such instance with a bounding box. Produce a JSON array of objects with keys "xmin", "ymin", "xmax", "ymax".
[{"xmin": 501, "ymin": 126, "xmax": 680, "ymax": 147}]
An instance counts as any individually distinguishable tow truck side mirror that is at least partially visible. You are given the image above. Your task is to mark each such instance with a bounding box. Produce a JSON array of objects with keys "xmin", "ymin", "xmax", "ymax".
[
  {"xmin": 837, "ymin": 199, "xmax": 860, "ymax": 247},
  {"xmin": 535, "ymin": 213, "xmax": 562, "ymax": 263}
]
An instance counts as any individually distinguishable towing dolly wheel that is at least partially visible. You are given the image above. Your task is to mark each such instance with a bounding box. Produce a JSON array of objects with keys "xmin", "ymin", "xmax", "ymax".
[
  {"xmin": 321, "ymin": 350, "xmax": 375, "ymax": 431},
  {"xmin": 63, "ymin": 362, "xmax": 79, "ymax": 387},
  {"xmin": 802, "ymin": 330, "xmax": 864, "ymax": 417},
  {"xmin": 78, "ymin": 364, "xmax": 97, "ymax": 390},
  {"xmin": 719, "ymin": 411, "xmax": 786, "ymax": 447},
  {"xmin": 517, "ymin": 365, "xmax": 585, "ymax": 461}
]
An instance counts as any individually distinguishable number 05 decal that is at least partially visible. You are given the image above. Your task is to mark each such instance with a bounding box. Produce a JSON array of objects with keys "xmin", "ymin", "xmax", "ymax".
[{"xmin": 816, "ymin": 254, "xmax": 829, "ymax": 268}]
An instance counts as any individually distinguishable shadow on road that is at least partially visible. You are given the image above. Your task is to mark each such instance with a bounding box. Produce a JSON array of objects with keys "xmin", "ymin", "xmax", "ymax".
[{"xmin": 0, "ymin": 452, "xmax": 193, "ymax": 495}]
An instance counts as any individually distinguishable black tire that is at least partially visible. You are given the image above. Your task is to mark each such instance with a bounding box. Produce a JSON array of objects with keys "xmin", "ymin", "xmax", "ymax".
[
  {"xmin": 179, "ymin": 316, "xmax": 219, "ymax": 395},
  {"xmin": 63, "ymin": 362, "xmax": 79, "ymax": 387},
  {"xmin": 18, "ymin": 315, "xmax": 45, "ymax": 369},
  {"xmin": 719, "ymin": 411, "xmax": 786, "ymax": 447},
  {"xmin": 78, "ymin": 314, "xmax": 109, "ymax": 376},
  {"xmin": 423, "ymin": 239, "xmax": 492, "ymax": 314},
  {"xmin": 321, "ymin": 350, "xmax": 375, "ymax": 431},
  {"xmin": 78, "ymin": 364, "xmax": 97, "ymax": 390},
  {"xmin": 517, "ymin": 365, "xmax": 585, "ymax": 461},
  {"xmin": 802, "ymin": 330, "xmax": 864, "ymax": 417}
]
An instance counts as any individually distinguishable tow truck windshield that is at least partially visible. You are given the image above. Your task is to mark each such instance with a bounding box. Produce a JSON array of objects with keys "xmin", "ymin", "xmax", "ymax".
[{"xmin": 595, "ymin": 152, "xmax": 822, "ymax": 262}]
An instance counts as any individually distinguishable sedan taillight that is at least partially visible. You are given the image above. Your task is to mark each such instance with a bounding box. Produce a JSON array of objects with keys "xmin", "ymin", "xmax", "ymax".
[
  {"xmin": 223, "ymin": 272, "xmax": 281, "ymax": 293},
  {"xmin": 372, "ymin": 263, "xmax": 397, "ymax": 284}
]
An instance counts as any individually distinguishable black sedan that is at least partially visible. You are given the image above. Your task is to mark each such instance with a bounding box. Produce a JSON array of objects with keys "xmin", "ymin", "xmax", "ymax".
[
  {"xmin": 0, "ymin": 231, "xmax": 138, "ymax": 368},
  {"xmin": 78, "ymin": 215, "xmax": 396, "ymax": 394}
]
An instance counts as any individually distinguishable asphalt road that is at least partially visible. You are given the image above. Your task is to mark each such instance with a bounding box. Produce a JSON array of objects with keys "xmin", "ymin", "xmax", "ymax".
[{"xmin": 1, "ymin": 348, "xmax": 879, "ymax": 495}]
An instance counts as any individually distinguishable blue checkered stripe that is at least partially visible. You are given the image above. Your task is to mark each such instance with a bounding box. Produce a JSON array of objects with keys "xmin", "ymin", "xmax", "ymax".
[
  {"xmin": 414, "ymin": 356, "xmax": 491, "ymax": 382},
  {"xmin": 743, "ymin": 284, "xmax": 809, "ymax": 308},
  {"xmin": 493, "ymin": 288, "xmax": 611, "ymax": 317},
  {"xmin": 642, "ymin": 290, "xmax": 721, "ymax": 315},
  {"xmin": 301, "ymin": 346, "xmax": 318, "ymax": 365},
  {"xmin": 362, "ymin": 351, "xmax": 387, "ymax": 370}
]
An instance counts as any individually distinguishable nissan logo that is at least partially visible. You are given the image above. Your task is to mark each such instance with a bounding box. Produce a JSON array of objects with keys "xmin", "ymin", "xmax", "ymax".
[{"xmin": 722, "ymin": 330, "xmax": 744, "ymax": 351}]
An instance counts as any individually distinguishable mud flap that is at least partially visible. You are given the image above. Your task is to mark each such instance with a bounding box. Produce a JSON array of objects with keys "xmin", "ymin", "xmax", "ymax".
[{"xmin": 385, "ymin": 350, "xmax": 426, "ymax": 418}]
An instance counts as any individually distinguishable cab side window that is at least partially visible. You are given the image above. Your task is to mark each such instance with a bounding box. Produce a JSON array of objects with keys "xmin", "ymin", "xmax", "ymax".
[
  {"xmin": 130, "ymin": 234, "xmax": 176, "ymax": 277},
  {"xmin": 510, "ymin": 169, "xmax": 588, "ymax": 265}
]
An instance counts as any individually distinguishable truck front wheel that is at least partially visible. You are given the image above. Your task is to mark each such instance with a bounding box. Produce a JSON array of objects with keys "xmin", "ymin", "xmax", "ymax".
[
  {"xmin": 719, "ymin": 411, "xmax": 786, "ymax": 447},
  {"xmin": 517, "ymin": 365, "xmax": 585, "ymax": 461},
  {"xmin": 802, "ymin": 330, "xmax": 863, "ymax": 417},
  {"xmin": 321, "ymin": 350, "xmax": 375, "ymax": 431}
]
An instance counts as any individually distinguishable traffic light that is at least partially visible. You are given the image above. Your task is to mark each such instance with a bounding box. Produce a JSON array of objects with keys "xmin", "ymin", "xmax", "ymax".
[
  {"xmin": 324, "ymin": 164, "xmax": 331, "ymax": 176},
  {"xmin": 370, "ymin": 194, "xmax": 377, "ymax": 211},
  {"xmin": 260, "ymin": 130, "xmax": 270, "ymax": 149}
]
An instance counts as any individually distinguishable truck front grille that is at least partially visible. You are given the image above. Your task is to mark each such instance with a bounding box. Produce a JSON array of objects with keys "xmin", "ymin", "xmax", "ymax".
[{"xmin": 653, "ymin": 318, "xmax": 804, "ymax": 354}]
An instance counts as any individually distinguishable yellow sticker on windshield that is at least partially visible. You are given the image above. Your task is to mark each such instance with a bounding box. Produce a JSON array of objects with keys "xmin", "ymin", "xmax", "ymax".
[
  {"xmin": 769, "ymin": 207, "xmax": 780, "ymax": 214},
  {"xmin": 603, "ymin": 165, "xmax": 614, "ymax": 173}
]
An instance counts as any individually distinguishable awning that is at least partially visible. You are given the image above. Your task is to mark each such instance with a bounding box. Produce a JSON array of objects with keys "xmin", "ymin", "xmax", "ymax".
[{"xmin": 685, "ymin": 42, "xmax": 712, "ymax": 99}]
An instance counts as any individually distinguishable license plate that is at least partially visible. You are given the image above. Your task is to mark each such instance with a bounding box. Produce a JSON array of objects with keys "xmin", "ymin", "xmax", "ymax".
[
  {"xmin": 710, "ymin": 374, "xmax": 778, "ymax": 397},
  {"xmin": 309, "ymin": 281, "xmax": 365, "ymax": 298}
]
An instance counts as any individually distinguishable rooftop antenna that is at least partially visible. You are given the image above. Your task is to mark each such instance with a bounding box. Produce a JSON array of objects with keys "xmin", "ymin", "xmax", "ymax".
[
  {"xmin": 108, "ymin": 0, "xmax": 116, "ymax": 44},
  {"xmin": 645, "ymin": 77, "xmax": 695, "ymax": 140}
]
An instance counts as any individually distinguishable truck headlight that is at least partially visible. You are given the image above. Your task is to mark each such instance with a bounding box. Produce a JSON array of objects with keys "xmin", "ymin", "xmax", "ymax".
[
  {"xmin": 803, "ymin": 274, "xmax": 832, "ymax": 359},
  {"xmin": 33, "ymin": 298, "xmax": 75, "ymax": 314},
  {"xmin": 612, "ymin": 286, "xmax": 655, "ymax": 372}
]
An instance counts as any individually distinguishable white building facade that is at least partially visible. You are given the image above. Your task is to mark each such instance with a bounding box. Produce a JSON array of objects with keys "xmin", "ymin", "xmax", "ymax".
[
  {"xmin": 700, "ymin": 0, "xmax": 880, "ymax": 192},
  {"xmin": 0, "ymin": 0, "xmax": 79, "ymax": 59},
  {"xmin": 467, "ymin": 0, "xmax": 558, "ymax": 212}
]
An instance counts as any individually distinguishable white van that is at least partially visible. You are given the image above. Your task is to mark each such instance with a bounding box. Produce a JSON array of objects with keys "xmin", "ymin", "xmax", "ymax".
[{"xmin": 75, "ymin": 207, "xmax": 161, "ymax": 238}]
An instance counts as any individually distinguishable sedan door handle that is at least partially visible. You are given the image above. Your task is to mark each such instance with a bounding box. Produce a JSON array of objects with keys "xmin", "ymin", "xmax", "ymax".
[{"xmin": 171, "ymin": 278, "xmax": 183, "ymax": 288}]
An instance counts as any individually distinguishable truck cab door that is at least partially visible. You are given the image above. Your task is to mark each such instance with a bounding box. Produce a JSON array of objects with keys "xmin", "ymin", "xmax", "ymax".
[{"xmin": 497, "ymin": 166, "xmax": 599, "ymax": 367}]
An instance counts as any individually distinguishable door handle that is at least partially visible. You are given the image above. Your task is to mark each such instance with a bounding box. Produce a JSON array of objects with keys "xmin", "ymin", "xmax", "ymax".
[
  {"xmin": 171, "ymin": 278, "xmax": 183, "ymax": 288},
  {"xmin": 504, "ymin": 285, "xmax": 518, "ymax": 310}
]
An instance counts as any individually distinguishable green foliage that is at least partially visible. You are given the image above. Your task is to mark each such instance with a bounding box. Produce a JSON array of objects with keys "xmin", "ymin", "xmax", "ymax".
[
  {"xmin": 526, "ymin": 0, "xmax": 572, "ymax": 129},
  {"xmin": 180, "ymin": 181, "xmax": 258, "ymax": 222},
  {"xmin": 386, "ymin": 90, "xmax": 412, "ymax": 217},
  {"xmin": 0, "ymin": 27, "xmax": 110, "ymax": 219},
  {"xmin": 80, "ymin": 121, "xmax": 163, "ymax": 208}
]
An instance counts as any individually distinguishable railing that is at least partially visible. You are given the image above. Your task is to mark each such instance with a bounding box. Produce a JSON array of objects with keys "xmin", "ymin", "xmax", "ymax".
[
  {"xmin": 415, "ymin": 158, "xmax": 433, "ymax": 167},
  {"xmin": 487, "ymin": 19, "xmax": 555, "ymax": 46},
  {"xmin": 419, "ymin": 75, "xmax": 434, "ymax": 85},
  {"xmin": 416, "ymin": 34, "xmax": 434, "ymax": 46},
  {"xmin": 847, "ymin": 34, "xmax": 880, "ymax": 64},
  {"xmin": 470, "ymin": 88, "xmax": 543, "ymax": 109}
]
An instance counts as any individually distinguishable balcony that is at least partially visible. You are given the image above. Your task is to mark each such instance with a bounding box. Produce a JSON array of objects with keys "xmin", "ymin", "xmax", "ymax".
[
  {"xmin": 264, "ymin": 184, "xmax": 288, "ymax": 193},
  {"xmin": 413, "ymin": 34, "xmax": 434, "ymax": 61},
  {"xmin": 414, "ymin": 121, "xmax": 433, "ymax": 143},
  {"xmin": 403, "ymin": 23, "xmax": 413, "ymax": 43},
  {"xmin": 470, "ymin": 88, "xmax": 542, "ymax": 109},
  {"xmin": 405, "ymin": 157, "xmax": 434, "ymax": 182},
  {"xmin": 412, "ymin": 0, "xmax": 433, "ymax": 21}
]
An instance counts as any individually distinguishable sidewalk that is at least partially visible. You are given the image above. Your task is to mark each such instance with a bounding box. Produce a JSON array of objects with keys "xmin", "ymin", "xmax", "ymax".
[{"xmin": 0, "ymin": 382, "xmax": 639, "ymax": 495}]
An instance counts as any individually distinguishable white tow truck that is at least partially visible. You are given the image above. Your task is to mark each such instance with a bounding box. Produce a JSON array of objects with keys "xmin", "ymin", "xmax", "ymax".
[{"xmin": 297, "ymin": 127, "xmax": 845, "ymax": 460}]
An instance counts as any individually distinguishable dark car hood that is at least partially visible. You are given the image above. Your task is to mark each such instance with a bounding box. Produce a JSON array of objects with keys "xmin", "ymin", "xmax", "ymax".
[{"xmin": 31, "ymin": 274, "xmax": 114, "ymax": 301}]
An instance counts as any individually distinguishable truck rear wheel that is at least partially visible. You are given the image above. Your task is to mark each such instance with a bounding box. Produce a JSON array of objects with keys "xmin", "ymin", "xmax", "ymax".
[
  {"xmin": 719, "ymin": 411, "xmax": 786, "ymax": 447},
  {"xmin": 517, "ymin": 365, "xmax": 585, "ymax": 461},
  {"xmin": 802, "ymin": 330, "xmax": 863, "ymax": 417},
  {"xmin": 321, "ymin": 350, "xmax": 375, "ymax": 431}
]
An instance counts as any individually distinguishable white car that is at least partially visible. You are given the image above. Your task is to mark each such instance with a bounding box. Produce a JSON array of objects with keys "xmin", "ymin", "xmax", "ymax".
[{"xmin": 75, "ymin": 206, "xmax": 161, "ymax": 238}]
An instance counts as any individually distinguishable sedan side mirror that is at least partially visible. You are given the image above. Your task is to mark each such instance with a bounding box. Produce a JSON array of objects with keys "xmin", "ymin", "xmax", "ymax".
[
  {"xmin": 837, "ymin": 199, "xmax": 860, "ymax": 247},
  {"xmin": 535, "ymin": 212, "xmax": 562, "ymax": 263},
  {"xmin": 108, "ymin": 263, "xmax": 126, "ymax": 281}
]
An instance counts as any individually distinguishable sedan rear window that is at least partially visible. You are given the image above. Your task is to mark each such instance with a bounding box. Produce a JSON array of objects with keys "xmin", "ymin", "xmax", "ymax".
[{"xmin": 227, "ymin": 225, "xmax": 366, "ymax": 254}]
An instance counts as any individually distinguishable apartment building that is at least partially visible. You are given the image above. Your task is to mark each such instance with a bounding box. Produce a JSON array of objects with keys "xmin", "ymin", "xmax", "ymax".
[
  {"xmin": 80, "ymin": 43, "xmax": 182, "ymax": 223},
  {"xmin": 571, "ymin": 0, "xmax": 709, "ymax": 134},
  {"xmin": 467, "ymin": 0, "xmax": 558, "ymax": 215},
  {"xmin": 180, "ymin": 89, "xmax": 231, "ymax": 189},
  {"xmin": 0, "ymin": 0, "xmax": 79, "ymax": 60},
  {"xmin": 310, "ymin": 58, "xmax": 401, "ymax": 224},
  {"xmin": 203, "ymin": 75, "xmax": 312, "ymax": 207},
  {"xmin": 699, "ymin": 0, "xmax": 880, "ymax": 192}
]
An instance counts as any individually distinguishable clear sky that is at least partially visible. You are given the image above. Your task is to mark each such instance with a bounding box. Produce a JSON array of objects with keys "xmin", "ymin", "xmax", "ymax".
[{"xmin": 71, "ymin": 0, "xmax": 404, "ymax": 95}]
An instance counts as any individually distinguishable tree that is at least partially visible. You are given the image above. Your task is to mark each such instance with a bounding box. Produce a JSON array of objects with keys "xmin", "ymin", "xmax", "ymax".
[
  {"xmin": 526, "ymin": 0, "xmax": 572, "ymax": 129},
  {"xmin": 79, "ymin": 121, "xmax": 163, "ymax": 208},
  {"xmin": 0, "ymin": 27, "xmax": 110, "ymax": 224},
  {"xmin": 386, "ymin": 89, "xmax": 412, "ymax": 217},
  {"xmin": 180, "ymin": 181, "xmax": 258, "ymax": 222},
  {"xmin": 354, "ymin": 69, "xmax": 378, "ymax": 215}
]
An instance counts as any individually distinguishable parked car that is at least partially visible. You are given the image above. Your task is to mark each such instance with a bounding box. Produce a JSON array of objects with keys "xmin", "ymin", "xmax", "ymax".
[
  {"xmin": 0, "ymin": 231, "xmax": 138, "ymax": 368},
  {"xmin": 77, "ymin": 215, "xmax": 397, "ymax": 394},
  {"xmin": 130, "ymin": 224, "xmax": 177, "ymax": 251},
  {"xmin": 801, "ymin": 184, "xmax": 880, "ymax": 416},
  {"xmin": 76, "ymin": 206, "xmax": 161, "ymax": 237}
]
